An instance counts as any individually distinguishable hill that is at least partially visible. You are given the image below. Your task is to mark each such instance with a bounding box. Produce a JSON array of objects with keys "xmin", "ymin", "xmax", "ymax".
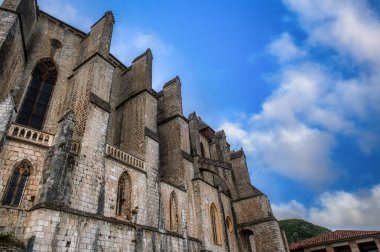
[{"xmin": 279, "ymin": 219, "xmax": 331, "ymax": 245}]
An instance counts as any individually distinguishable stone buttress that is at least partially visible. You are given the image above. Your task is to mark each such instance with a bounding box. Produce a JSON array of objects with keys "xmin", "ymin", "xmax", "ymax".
[{"xmin": 0, "ymin": 0, "xmax": 289, "ymax": 251}]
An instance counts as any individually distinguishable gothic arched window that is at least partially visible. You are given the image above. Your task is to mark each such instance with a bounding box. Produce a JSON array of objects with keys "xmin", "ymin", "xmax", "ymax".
[
  {"xmin": 200, "ymin": 142, "xmax": 205, "ymax": 157},
  {"xmin": 16, "ymin": 58, "xmax": 58, "ymax": 130},
  {"xmin": 226, "ymin": 216, "xmax": 233, "ymax": 233},
  {"xmin": 210, "ymin": 203, "xmax": 222, "ymax": 245},
  {"xmin": 116, "ymin": 172, "xmax": 132, "ymax": 220},
  {"xmin": 2, "ymin": 160, "xmax": 31, "ymax": 206},
  {"xmin": 169, "ymin": 191, "xmax": 179, "ymax": 231}
]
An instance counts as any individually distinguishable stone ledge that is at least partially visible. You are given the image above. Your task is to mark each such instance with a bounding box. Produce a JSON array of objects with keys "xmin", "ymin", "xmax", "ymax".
[
  {"xmin": 89, "ymin": 93, "xmax": 111, "ymax": 112},
  {"xmin": 145, "ymin": 127, "xmax": 159, "ymax": 142},
  {"xmin": 157, "ymin": 114, "xmax": 189, "ymax": 126},
  {"xmin": 236, "ymin": 216, "xmax": 277, "ymax": 229},
  {"xmin": 181, "ymin": 151, "xmax": 193, "ymax": 162},
  {"xmin": 116, "ymin": 89, "xmax": 157, "ymax": 110},
  {"xmin": 72, "ymin": 52, "xmax": 116, "ymax": 73}
]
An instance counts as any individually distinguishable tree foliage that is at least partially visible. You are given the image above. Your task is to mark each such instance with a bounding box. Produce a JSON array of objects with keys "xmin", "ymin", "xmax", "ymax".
[{"xmin": 279, "ymin": 219, "xmax": 331, "ymax": 245}]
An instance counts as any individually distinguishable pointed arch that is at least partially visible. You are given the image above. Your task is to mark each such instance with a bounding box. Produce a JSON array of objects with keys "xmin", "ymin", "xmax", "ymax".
[
  {"xmin": 116, "ymin": 171, "xmax": 132, "ymax": 220},
  {"xmin": 2, "ymin": 160, "xmax": 32, "ymax": 206},
  {"xmin": 226, "ymin": 216, "xmax": 233, "ymax": 233},
  {"xmin": 200, "ymin": 142, "xmax": 205, "ymax": 157},
  {"xmin": 17, "ymin": 58, "xmax": 58, "ymax": 130},
  {"xmin": 210, "ymin": 203, "xmax": 222, "ymax": 245},
  {"xmin": 169, "ymin": 191, "xmax": 179, "ymax": 231}
]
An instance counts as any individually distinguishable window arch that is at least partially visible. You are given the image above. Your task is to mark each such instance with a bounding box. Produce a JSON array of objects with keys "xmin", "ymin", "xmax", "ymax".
[
  {"xmin": 2, "ymin": 160, "xmax": 31, "ymax": 206},
  {"xmin": 200, "ymin": 142, "xmax": 205, "ymax": 157},
  {"xmin": 169, "ymin": 191, "xmax": 179, "ymax": 231},
  {"xmin": 226, "ymin": 216, "xmax": 233, "ymax": 233},
  {"xmin": 116, "ymin": 172, "xmax": 132, "ymax": 220},
  {"xmin": 16, "ymin": 58, "xmax": 58, "ymax": 130},
  {"xmin": 210, "ymin": 203, "xmax": 222, "ymax": 245}
]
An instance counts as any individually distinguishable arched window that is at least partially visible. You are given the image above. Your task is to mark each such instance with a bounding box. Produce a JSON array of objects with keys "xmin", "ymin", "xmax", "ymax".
[
  {"xmin": 2, "ymin": 160, "xmax": 31, "ymax": 206},
  {"xmin": 210, "ymin": 203, "xmax": 222, "ymax": 245},
  {"xmin": 241, "ymin": 229, "xmax": 256, "ymax": 252},
  {"xmin": 226, "ymin": 216, "xmax": 233, "ymax": 233},
  {"xmin": 16, "ymin": 58, "xmax": 58, "ymax": 130},
  {"xmin": 169, "ymin": 191, "xmax": 179, "ymax": 231},
  {"xmin": 200, "ymin": 142, "xmax": 205, "ymax": 157},
  {"xmin": 116, "ymin": 172, "xmax": 132, "ymax": 220}
]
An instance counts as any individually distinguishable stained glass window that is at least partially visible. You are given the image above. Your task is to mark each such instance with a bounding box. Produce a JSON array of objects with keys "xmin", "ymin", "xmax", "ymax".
[
  {"xmin": 2, "ymin": 160, "xmax": 30, "ymax": 206},
  {"xmin": 16, "ymin": 58, "xmax": 58, "ymax": 129}
]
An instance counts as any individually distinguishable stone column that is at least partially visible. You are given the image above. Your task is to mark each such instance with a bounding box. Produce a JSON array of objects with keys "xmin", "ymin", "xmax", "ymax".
[
  {"xmin": 326, "ymin": 245, "xmax": 334, "ymax": 252},
  {"xmin": 349, "ymin": 241, "xmax": 360, "ymax": 252},
  {"xmin": 38, "ymin": 111, "xmax": 75, "ymax": 208},
  {"xmin": 375, "ymin": 238, "xmax": 380, "ymax": 249}
]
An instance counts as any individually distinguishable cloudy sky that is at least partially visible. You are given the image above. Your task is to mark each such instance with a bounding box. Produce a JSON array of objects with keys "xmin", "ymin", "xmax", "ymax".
[{"xmin": 35, "ymin": 0, "xmax": 380, "ymax": 230}]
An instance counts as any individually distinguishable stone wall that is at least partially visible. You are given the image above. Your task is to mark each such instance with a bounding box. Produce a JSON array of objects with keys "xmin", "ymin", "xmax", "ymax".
[
  {"xmin": 0, "ymin": 1, "xmax": 288, "ymax": 251},
  {"xmin": 233, "ymin": 195, "xmax": 271, "ymax": 224},
  {"xmin": 0, "ymin": 10, "xmax": 25, "ymax": 101},
  {"xmin": 248, "ymin": 220, "xmax": 287, "ymax": 252},
  {"xmin": 0, "ymin": 140, "xmax": 47, "ymax": 210}
]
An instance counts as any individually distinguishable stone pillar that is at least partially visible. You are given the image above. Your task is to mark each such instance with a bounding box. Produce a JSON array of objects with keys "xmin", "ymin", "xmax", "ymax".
[
  {"xmin": 0, "ymin": 0, "xmax": 37, "ymax": 100},
  {"xmin": 80, "ymin": 11, "xmax": 114, "ymax": 61},
  {"xmin": 38, "ymin": 111, "xmax": 75, "ymax": 208},
  {"xmin": 119, "ymin": 49, "xmax": 155, "ymax": 159},
  {"xmin": 0, "ymin": 94, "xmax": 16, "ymax": 152},
  {"xmin": 249, "ymin": 235, "xmax": 257, "ymax": 252},
  {"xmin": 1, "ymin": 0, "xmax": 37, "ymax": 42},
  {"xmin": 157, "ymin": 76, "xmax": 191, "ymax": 188},
  {"xmin": 326, "ymin": 245, "xmax": 335, "ymax": 252},
  {"xmin": 375, "ymin": 238, "xmax": 380, "ymax": 249},
  {"xmin": 349, "ymin": 241, "xmax": 360, "ymax": 252}
]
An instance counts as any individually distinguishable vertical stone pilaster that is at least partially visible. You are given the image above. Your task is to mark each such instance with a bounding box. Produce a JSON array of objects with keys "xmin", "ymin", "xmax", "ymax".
[
  {"xmin": 38, "ymin": 111, "xmax": 75, "ymax": 208},
  {"xmin": 349, "ymin": 241, "xmax": 361, "ymax": 252}
]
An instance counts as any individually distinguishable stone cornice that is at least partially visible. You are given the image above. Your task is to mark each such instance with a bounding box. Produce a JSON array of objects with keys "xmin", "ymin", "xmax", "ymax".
[
  {"xmin": 145, "ymin": 127, "xmax": 159, "ymax": 142},
  {"xmin": 157, "ymin": 114, "xmax": 189, "ymax": 127},
  {"xmin": 116, "ymin": 89, "xmax": 157, "ymax": 110},
  {"xmin": 89, "ymin": 93, "xmax": 111, "ymax": 113}
]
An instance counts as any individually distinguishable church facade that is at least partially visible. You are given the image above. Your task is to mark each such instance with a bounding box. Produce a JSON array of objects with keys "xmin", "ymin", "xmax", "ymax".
[{"xmin": 0, "ymin": 0, "xmax": 288, "ymax": 251}]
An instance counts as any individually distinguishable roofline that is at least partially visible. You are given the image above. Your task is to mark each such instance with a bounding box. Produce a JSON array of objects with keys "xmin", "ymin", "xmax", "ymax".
[
  {"xmin": 290, "ymin": 232, "xmax": 380, "ymax": 250},
  {"xmin": 38, "ymin": 10, "xmax": 86, "ymax": 37}
]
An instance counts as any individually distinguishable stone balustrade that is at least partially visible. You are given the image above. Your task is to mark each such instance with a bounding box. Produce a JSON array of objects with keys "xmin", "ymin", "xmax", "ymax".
[
  {"xmin": 7, "ymin": 124, "xmax": 54, "ymax": 147},
  {"xmin": 105, "ymin": 144, "xmax": 145, "ymax": 170}
]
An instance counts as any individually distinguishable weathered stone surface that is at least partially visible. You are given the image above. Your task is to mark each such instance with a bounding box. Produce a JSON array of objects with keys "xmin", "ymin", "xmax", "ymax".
[{"xmin": 0, "ymin": 1, "xmax": 288, "ymax": 251}]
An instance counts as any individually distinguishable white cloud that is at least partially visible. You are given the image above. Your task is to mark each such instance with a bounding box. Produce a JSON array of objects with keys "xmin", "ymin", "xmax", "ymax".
[
  {"xmin": 268, "ymin": 33, "xmax": 306, "ymax": 62},
  {"xmin": 284, "ymin": 0, "xmax": 380, "ymax": 66},
  {"xmin": 222, "ymin": 121, "xmax": 335, "ymax": 184},
  {"xmin": 272, "ymin": 200, "xmax": 307, "ymax": 220},
  {"xmin": 222, "ymin": 0, "xmax": 380, "ymax": 185},
  {"xmin": 38, "ymin": 0, "xmax": 93, "ymax": 32},
  {"xmin": 273, "ymin": 184, "xmax": 380, "ymax": 230}
]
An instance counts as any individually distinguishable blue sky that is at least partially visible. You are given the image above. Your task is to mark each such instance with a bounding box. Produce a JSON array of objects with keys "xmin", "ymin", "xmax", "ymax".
[{"xmin": 35, "ymin": 0, "xmax": 380, "ymax": 230}]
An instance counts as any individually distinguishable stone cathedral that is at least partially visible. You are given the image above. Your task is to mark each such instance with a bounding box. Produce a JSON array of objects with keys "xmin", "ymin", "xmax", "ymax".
[{"xmin": 0, "ymin": 0, "xmax": 288, "ymax": 251}]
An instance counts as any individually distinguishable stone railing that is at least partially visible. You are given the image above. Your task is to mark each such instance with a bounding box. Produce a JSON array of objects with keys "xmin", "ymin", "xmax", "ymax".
[
  {"xmin": 105, "ymin": 144, "xmax": 145, "ymax": 170},
  {"xmin": 7, "ymin": 124, "xmax": 54, "ymax": 147}
]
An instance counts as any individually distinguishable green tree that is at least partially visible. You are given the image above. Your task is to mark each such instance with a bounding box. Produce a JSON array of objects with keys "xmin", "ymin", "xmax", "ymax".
[{"xmin": 279, "ymin": 219, "xmax": 331, "ymax": 245}]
